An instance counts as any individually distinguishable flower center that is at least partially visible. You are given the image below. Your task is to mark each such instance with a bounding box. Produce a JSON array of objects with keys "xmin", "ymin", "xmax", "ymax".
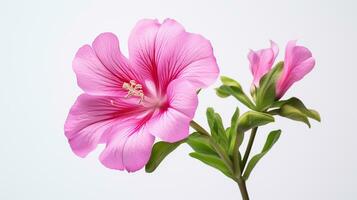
[{"xmin": 122, "ymin": 80, "xmax": 144, "ymax": 103}]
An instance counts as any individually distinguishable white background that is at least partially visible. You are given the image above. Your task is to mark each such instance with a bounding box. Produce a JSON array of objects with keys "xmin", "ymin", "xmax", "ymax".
[{"xmin": 1, "ymin": 0, "xmax": 356, "ymax": 199}]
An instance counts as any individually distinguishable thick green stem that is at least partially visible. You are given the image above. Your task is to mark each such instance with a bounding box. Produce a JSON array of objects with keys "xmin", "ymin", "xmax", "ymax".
[
  {"xmin": 241, "ymin": 127, "xmax": 258, "ymax": 171},
  {"xmin": 235, "ymin": 179, "xmax": 250, "ymax": 200}
]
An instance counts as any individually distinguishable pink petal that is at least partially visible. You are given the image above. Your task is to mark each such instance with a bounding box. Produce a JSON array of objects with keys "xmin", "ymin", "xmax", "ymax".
[
  {"xmin": 122, "ymin": 126, "xmax": 155, "ymax": 172},
  {"xmin": 128, "ymin": 19, "xmax": 219, "ymax": 93},
  {"xmin": 146, "ymin": 80, "xmax": 198, "ymax": 142},
  {"xmin": 99, "ymin": 124, "xmax": 154, "ymax": 172},
  {"xmin": 128, "ymin": 19, "xmax": 161, "ymax": 83},
  {"xmin": 73, "ymin": 33, "xmax": 135, "ymax": 96},
  {"xmin": 166, "ymin": 79, "xmax": 198, "ymax": 118},
  {"xmin": 64, "ymin": 94, "xmax": 146, "ymax": 158},
  {"xmin": 276, "ymin": 40, "xmax": 315, "ymax": 98},
  {"xmin": 248, "ymin": 41, "xmax": 279, "ymax": 86},
  {"xmin": 92, "ymin": 33, "xmax": 140, "ymax": 81},
  {"xmin": 155, "ymin": 19, "xmax": 219, "ymax": 89}
]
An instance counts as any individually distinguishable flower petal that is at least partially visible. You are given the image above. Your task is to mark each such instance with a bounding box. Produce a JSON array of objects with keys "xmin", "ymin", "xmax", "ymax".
[
  {"xmin": 128, "ymin": 19, "xmax": 161, "ymax": 83},
  {"xmin": 128, "ymin": 19, "xmax": 219, "ymax": 93},
  {"xmin": 146, "ymin": 80, "xmax": 198, "ymax": 142},
  {"xmin": 248, "ymin": 40, "xmax": 279, "ymax": 86},
  {"xmin": 73, "ymin": 33, "xmax": 135, "ymax": 96},
  {"xmin": 64, "ymin": 94, "xmax": 145, "ymax": 158},
  {"xmin": 155, "ymin": 19, "xmax": 219, "ymax": 89},
  {"xmin": 276, "ymin": 40, "xmax": 315, "ymax": 98},
  {"xmin": 122, "ymin": 126, "xmax": 155, "ymax": 172},
  {"xmin": 99, "ymin": 124, "xmax": 154, "ymax": 172},
  {"xmin": 92, "ymin": 32, "xmax": 141, "ymax": 82},
  {"xmin": 147, "ymin": 108, "xmax": 192, "ymax": 143}
]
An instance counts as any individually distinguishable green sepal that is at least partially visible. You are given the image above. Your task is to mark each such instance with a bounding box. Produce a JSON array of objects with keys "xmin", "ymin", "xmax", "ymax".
[
  {"xmin": 255, "ymin": 62, "xmax": 284, "ymax": 111},
  {"xmin": 186, "ymin": 132, "xmax": 217, "ymax": 155},
  {"xmin": 216, "ymin": 76, "xmax": 256, "ymax": 109},
  {"xmin": 189, "ymin": 152, "xmax": 233, "ymax": 179},
  {"xmin": 243, "ymin": 130, "xmax": 281, "ymax": 180},
  {"xmin": 238, "ymin": 111, "xmax": 275, "ymax": 133},
  {"xmin": 145, "ymin": 140, "xmax": 184, "ymax": 173}
]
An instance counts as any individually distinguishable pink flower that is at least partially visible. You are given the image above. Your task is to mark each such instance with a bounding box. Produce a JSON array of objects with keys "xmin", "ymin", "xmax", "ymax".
[
  {"xmin": 248, "ymin": 40, "xmax": 279, "ymax": 87},
  {"xmin": 64, "ymin": 19, "xmax": 219, "ymax": 172},
  {"xmin": 276, "ymin": 40, "xmax": 315, "ymax": 98}
]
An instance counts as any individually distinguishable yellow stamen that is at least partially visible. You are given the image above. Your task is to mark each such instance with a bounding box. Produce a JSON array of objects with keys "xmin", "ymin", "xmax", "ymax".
[{"xmin": 122, "ymin": 80, "xmax": 144, "ymax": 103}]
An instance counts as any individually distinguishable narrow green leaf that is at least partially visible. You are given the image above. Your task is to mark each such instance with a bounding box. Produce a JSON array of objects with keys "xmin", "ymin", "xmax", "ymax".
[
  {"xmin": 243, "ymin": 130, "xmax": 281, "ymax": 180},
  {"xmin": 213, "ymin": 113, "xmax": 228, "ymax": 147},
  {"xmin": 216, "ymin": 76, "xmax": 255, "ymax": 109},
  {"xmin": 228, "ymin": 108, "xmax": 241, "ymax": 155},
  {"xmin": 307, "ymin": 109, "xmax": 321, "ymax": 122},
  {"xmin": 279, "ymin": 104, "xmax": 311, "ymax": 127},
  {"xmin": 227, "ymin": 108, "xmax": 243, "ymax": 175},
  {"xmin": 206, "ymin": 107, "xmax": 215, "ymax": 131},
  {"xmin": 186, "ymin": 132, "xmax": 217, "ymax": 155},
  {"xmin": 221, "ymin": 76, "xmax": 243, "ymax": 89},
  {"xmin": 145, "ymin": 140, "xmax": 184, "ymax": 173},
  {"xmin": 256, "ymin": 62, "xmax": 284, "ymax": 111},
  {"xmin": 214, "ymin": 113, "xmax": 226, "ymax": 137},
  {"xmin": 238, "ymin": 111, "xmax": 275, "ymax": 132},
  {"xmin": 225, "ymin": 127, "xmax": 231, "ymax": 139},
  {"xmin": 217, "ymin": 85, "xmax": 256, "ymax": 109},
  {"xmin": 272, "ymin": 97, "xmax": 321, "ymax": 122},
  {"xmin": 189, "ymin": 152, "xmax": 233, "ymax": 178},
  {"xmin": 216, "ymin": 86, "xmax": 231, "ymax": 98},
  {"xmin": 206, "ymin": 108, "xmax": 229, "ymax": 149}
]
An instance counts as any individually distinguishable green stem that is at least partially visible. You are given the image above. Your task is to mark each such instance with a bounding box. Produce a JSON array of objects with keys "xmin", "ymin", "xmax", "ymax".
[
  {"xmin": 235, "ymin": 178, "xmax": 250, "ymax": 200},
  {"xmin": 241, "ymin": 127, "xmax": 258, "ymax": 171}
]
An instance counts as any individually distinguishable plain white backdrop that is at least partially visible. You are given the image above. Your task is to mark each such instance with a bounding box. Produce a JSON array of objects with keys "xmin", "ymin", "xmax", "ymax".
[{"xmin": 1, "ymin": 0, "xmax": 356, "ymax": 199}]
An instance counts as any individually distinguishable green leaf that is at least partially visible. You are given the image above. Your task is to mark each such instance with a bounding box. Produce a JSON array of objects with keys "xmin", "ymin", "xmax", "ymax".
[
  {"xmin": 243, "ymin": 130, "xmax": 281, "ymax": 180},
  {"xmin": 216, "ymin": 85, "xmax": 256, "ymax": 110},
  {"xmin": 307, "ymin": 109, "xmax": 321, "ymax": 122},
  {"xmin": 228, "ymin": 108, "xmax": 243, "ymax": 155},
  {"xmin": 145, "ymin": 140, "xmax": 183, "ymax": 173},
  {"xmin": 225, "ymin": 127, "xmax": 231, "ymax": 139},
  {"xmin": 206, "ymin": 108, "xmax": 228, "ymax": 149},
  {"xmin": 189, "ymin": 152, "xmax": 233, "ymax": 178},
  {"xmin": 221, "ymin": 76, "xmax": 243, "ymax": 89},
  {"xmin": 279, "ymin": 104, "xmax": 311, "ymax": 127},
  {"xmin": 216, "ymin": 76, "xmax": 256, "ymax": 109},
  {"xmin": 186, "ymin": 132, "xmax": 217, "ymax": 155},
  {"xmin": 214, "ymin": 113, "xmax": 226, "ymax": 137},
  {"xmin": 206, "ymin": 107, "xmax": 215, "ymax": 131},
  {"xmin": 238, "ymin": 111, "xmax": 275, "ymax": 132},
  {"xmin": 255, "ymin": 62, "xmax": 284, "ymax": 111},
  {"xmin": 213, "ymin": 113, "xmax": 228, "ymax": 148},
  {"xmin": 227, "ymin": 108, "xmax": 243, "ymax": 175},
  {"xmin": 216, "ymin": 86, "xmax": 231, "ymax": 98},
  {"xmin": 273, "ymin": 97, "xmax": 321, "ymax": 122}
]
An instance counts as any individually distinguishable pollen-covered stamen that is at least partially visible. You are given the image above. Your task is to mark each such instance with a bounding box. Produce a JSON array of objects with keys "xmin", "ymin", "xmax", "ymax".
[{"xmin": 122, "ymin": 80, "xmax": 145, "ymax": 103}]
